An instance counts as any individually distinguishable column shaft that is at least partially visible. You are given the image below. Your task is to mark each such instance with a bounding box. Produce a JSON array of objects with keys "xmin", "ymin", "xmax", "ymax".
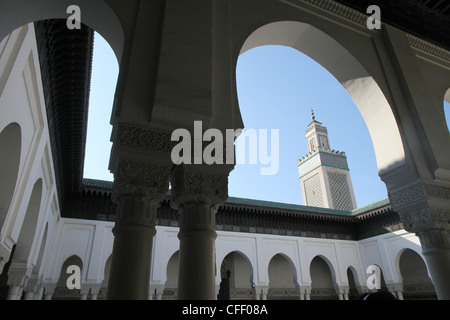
[
  {"xmin": 177, "ymin": 203, "xmax": 217, "ymax": 300},
  {"xmin": 107, "ymin": 227, "xmax": 155, "ymax": 299},
  {"xmin": 170, "ymin": 164, "xmax": 233, "ymax": 300},
  {"xmin": 107, "ymin": 161, "xmax": 170, "ymax": 300},
  {"xmin": 418, "ymin": 229, "xmax": 450, "ymax": 300}
]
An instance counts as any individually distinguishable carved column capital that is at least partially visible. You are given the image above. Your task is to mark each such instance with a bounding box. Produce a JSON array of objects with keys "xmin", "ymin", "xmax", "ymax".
[
  {"xmin": 388, "ymin": 181, "xmax": 450, "ymax": 233},
  {"xmin": 112, "ymin": 160, "xmax": 171, "ymax": 232},
  {"xmin": 170, "ymin": 164, "xmax": 232, "ymax": 210},
  {"xmin": 113, "ymin": 160, "xmax": 171, "ymax": 199},
  {"xmin": 7, "ymin": 261, "xmax": 32, "ymax": 287}
]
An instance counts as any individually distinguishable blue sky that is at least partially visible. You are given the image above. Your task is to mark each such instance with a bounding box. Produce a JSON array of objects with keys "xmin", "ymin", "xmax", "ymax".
[{"xmin": 84, "ymin": 33, "xmax": 450, "ymax": 209}]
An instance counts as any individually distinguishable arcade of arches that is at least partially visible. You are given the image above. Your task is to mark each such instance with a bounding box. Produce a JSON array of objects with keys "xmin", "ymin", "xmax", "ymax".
[{"xmin": 0, "ymin": 0, "xmax": 449, "ymax": 300}]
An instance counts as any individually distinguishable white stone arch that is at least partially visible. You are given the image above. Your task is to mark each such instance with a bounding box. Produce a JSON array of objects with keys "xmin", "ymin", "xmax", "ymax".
[
  {"xmin": 267, "ymin": 252, "xmax": 299, "ymax": 297},
  {"xmin": 346, "ymin": 265, "xmax": 363, "ymax": 289},
  {"xmin": 53, "ymin": 249, "xmax": 87, "ymax": 286},
  {"xmin": 309, "ymin": 254, "xmax": 339, "ymax": 299},
  {"xmin": 396, "ymin": 248, "xmax": 436, "ymax": 298},
  {"xmin": 217, "ymin": 246, "xmax": 255, "ymax": 279},
  {"xmin": 236, "ymin": 20, "xmax": 405, "ymax": 177},
  {"xmin": 218, "ymin": 250, "xmax": 255, "ymax": 299},
  {"xmin": 0, "ymin": 0, "xmax": 124, "ymax": 64},
  {"xmin": 394, "ymin": 246, "xmax": 431, "ymax": 283},
  {"xmin": 53, "ymin": 254, "xmax": 83, "ymax": 299},
  {"xmin": 219, "ymin": 249, "xmax": 254, "ymax": 279},
  {"xmin": 309, "ymin": 254, "xmax": 338, "ymax": 287}
]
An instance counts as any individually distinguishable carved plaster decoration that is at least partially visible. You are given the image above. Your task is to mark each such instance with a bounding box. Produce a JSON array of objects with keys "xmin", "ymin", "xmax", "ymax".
[
  {"xmin": 417, "ymin": 228, "xmax": 450, "ymax": 251},
  {"xmin": 117, "ymin": 123, "xmax": 174, "ymax": 153},
  {"xmin": 113, "ymin": 160, "xmax": 170, "ymax": 198},
  {"xmin": 170, "ymin": 165, "xmax": 230, "ymax": 209},
  {"xmin": 7, "ymin": 262, "xmax": 32, "ymax": 287},
  {"xmin": 423, "ymin": 183, "xmax": 450, "ymax": 201},
  {"xmin": 282, "ymin": 0, "xmax": 450, "ymax": 63},
  {"xmin": 282, "ymin": 0, "xmax": 368, "ymax": 27},
  {"xmin": 389, "ymin": 181, "xmax": 450, "ymax": 233},
  {"xmin": 388, "ymin": 182, "xmax": 427, "ymax": 209},
  {"xmin": 112, "ymin": 161, "xmax": 170, "ymax": 229},
  {"xmin": 406, "ymin": 34, "xmax": 450, "ymax": 62}
]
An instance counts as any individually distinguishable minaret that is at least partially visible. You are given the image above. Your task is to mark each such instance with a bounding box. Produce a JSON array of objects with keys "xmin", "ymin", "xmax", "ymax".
[{"xmin": 297, "ymin": 110, "xmax": 357, "ymax": 210}]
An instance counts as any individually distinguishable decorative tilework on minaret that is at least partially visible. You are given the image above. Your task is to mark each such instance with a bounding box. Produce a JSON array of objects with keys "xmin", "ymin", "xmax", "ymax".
[{"xmin": 298, "ymin": 110, "xmax": 357, "ymax": 210}]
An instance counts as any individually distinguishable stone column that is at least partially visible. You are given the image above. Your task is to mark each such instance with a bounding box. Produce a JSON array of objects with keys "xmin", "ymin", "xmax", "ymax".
[
  {"xmin": 170, "ymin": 164, "xmax": 233, "ymax": 300},
  {"xmin": 389, "ymin": 181, "xmax": 450, "ymax": 300},
  {"xmin": 107, "ymin": 161, "xmax": 170, "ymax": 300}
]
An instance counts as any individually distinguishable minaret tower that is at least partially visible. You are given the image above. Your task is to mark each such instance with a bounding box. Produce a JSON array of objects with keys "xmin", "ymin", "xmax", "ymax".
[{"xmin": 297, "ymin": 110, "xmax": 357, "ymax": 210}]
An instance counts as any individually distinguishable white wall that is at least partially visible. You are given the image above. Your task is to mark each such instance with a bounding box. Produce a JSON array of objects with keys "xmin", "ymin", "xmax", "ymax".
[{"xmin": 0, "ymin": 23, "xmax": 59, "ymax": 284}]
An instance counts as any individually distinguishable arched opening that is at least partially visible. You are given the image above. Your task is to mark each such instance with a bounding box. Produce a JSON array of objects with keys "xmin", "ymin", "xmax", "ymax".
[
  {"xmin": 0, "ymin": 123, "xmax": 21, "ymax": 233},
  {"xmin": 82, "ymin": 31, "xmax": 119, "ymax": 181},
  {"xmin": 231, "ymin": 21, "xmax": 405, "ymax": 207},
  {"xmin": 13, "ymin": 179, "xmax": 43, "ymax": 262},
  {"xmin": 163, "ymin": 251, "xmax": 179, "ymax": 300},
  {"xmin": 53, "ymin": 255, "xmax": 83, "ymax": 300},
  {"xmin": 268, "ymin": 254, "xmax": 298, "ymax": 300},
  {"xmin": 0, "ymin": 0, "xmax": 124, "ymax": 63},
  {"xmin": 309, "ymin": 256, "xmax": 337, "ymax": 300},
  {"xmin": 99, "ymin": 255, "xmax": 111, "ymax": 300},
  {"xmin": 444, "ymin": 88, "xmax": 450, "ymax": 133},
  {"xmin": 218, "ymin": 251, "xmax": 254, "ymax": 300},
  {"xmin": 399, "ymin": 249, "xmax": 437, "ymax": 300},
  {"xmin": 346, "ymin": 267, "xmax": 359, "ymax": 300}
]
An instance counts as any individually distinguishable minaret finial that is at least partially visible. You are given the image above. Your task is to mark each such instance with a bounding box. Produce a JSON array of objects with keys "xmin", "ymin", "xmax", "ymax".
[{"xmin": 311, "ymin": 108, "xmax": 315, "ymax": 120}]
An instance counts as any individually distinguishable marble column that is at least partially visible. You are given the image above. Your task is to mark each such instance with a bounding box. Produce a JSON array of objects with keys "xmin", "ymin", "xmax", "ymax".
[
  {"xmin": 170, "ymin": 164, "xmax": 233, "ymax": 300},
  {"xmin": 107, "ymin": 161, "xmax": 170, "ymax": 300}
]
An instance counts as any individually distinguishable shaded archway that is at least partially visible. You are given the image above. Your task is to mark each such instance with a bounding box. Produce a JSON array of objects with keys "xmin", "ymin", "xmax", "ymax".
[
  {"xmin": 309, "ymin": 255, "xmax": 337, "ymax": 300},
  {"xmin": 99, "ymin": 255, "xmax": 111, "ymax": 300},
  {"xmin": 399, "ymin": 249, "xmax": 437, "ymax": 300},
  {"xmin": 218, "ymin": 251, "xmax": 254, "ymax": 300},
  {"xmin": 0, "ymin": 123, "xmax": 21, "ymax": 233},
  {"xmin": 163, "ymin": 251, "xmax": 179, "ymax": 300},
  {"xmin": 346, "ymin": 266, "xmax": 360, "ymax": 300},
  {"xmin": 13, "ymin": 179, "xmax": 43, "ymax": 262},
  {"xmin": 268, "ymin": 254, "xmax": 298, "ymax": 300},
  {"xmin": 53, "ymin": 255, "xmax": 83, "ymax": 300}
]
